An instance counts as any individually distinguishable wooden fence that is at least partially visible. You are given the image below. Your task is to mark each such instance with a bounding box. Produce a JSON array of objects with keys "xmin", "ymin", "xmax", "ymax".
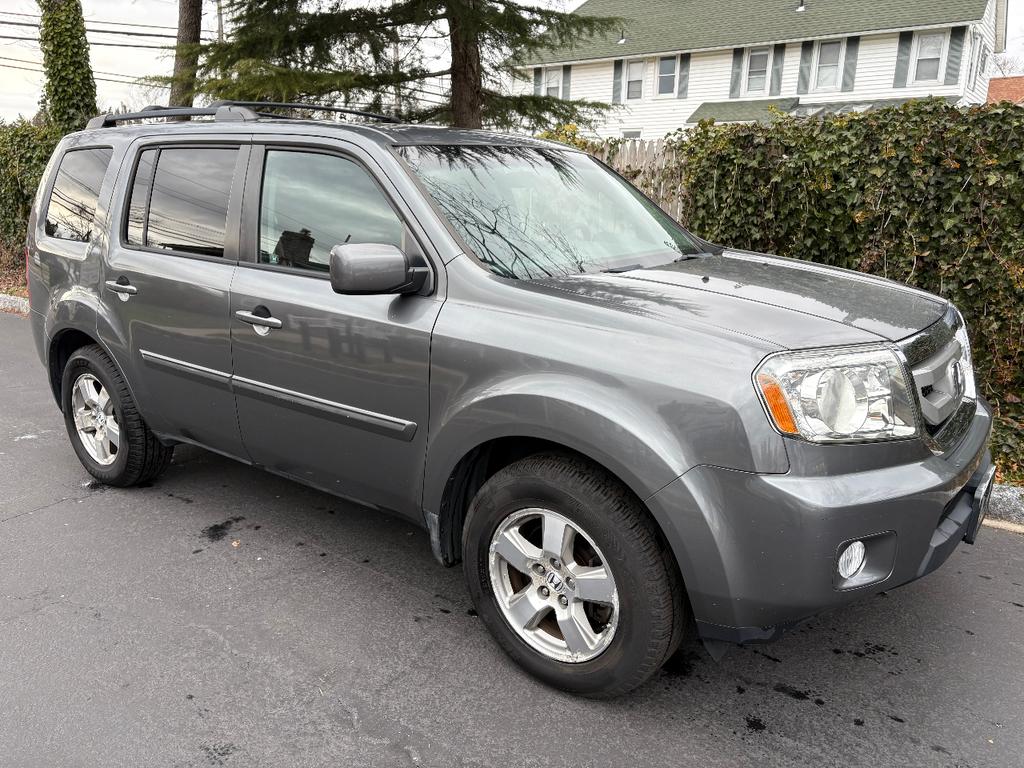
[{"xmin": 587, "ymin": 139, "xmax": 687, "ymax": 221}]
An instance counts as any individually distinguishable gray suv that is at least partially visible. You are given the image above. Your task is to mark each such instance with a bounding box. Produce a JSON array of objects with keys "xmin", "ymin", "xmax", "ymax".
[{"xmin": 26, "ymin": 102, "xmax": 994, "ymax": 697}]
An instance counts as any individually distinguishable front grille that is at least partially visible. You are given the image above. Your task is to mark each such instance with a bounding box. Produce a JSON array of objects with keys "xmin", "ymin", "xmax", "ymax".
[{"xmin": 899, "ymin": 304, "xmax": 975, "ymax": 451}]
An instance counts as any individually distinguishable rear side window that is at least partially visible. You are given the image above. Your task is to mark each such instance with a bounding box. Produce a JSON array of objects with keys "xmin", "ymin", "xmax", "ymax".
[
  {"xmin": 44, "ymin": 147, "xmax": 113, "ymax": 241},
  {"xmin": 125, "ymin": 146, "xmax": 237, "ymax": 257}
]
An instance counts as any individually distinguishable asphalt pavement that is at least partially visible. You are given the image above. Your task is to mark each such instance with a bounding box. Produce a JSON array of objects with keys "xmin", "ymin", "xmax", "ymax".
[{"xmin": 1, "ymin": 311, "xmax": 1023, "ymax": 768}]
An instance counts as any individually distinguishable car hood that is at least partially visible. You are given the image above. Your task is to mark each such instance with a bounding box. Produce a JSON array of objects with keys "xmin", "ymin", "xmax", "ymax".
[{"xmin": 529, "ymin": 250, "xmax": 948, "ymax": 350}]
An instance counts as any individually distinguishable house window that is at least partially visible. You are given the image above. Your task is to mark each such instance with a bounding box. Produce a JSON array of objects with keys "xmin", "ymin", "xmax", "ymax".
[
  {"xmin": 626, "ymin": 60, "xmax": 644, "ymax": 99},
  {"xmin": 657, "ymin": 56, "xmax": 677, "ymax": 95},
  {"xmin": 814, "ymin": 39, "xmax": 844, "ymax": 91},
  {"xmin": 913, "ymin": 31, "xmax": 948, "ymax": 83},
  {"xmin": 545, "ymin": 67, "xmax": 561, "ymax": 98},
  {"xmin": 745, "ymin": 46, "xmax": 772, "ymax": 94},
  {"xmin": 622, "ymin": 130, "xmax": 642, "ymax": 139}
]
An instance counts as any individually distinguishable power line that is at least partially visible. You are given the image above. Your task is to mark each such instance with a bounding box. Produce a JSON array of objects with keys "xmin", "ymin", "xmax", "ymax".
[
  {"xmin": 0, "ymin": 54, "xmax": 154, "ymax": 80},
  {"xmin": 0, "ymin": 34, "xmax": 171, "ymax": 49},
  {"xmin": 0, "ymin": 61, "xmax": 166, "ymax": 88},
  {"xmin": 0, "ymin": 19, "xmax": 216, "ymax": 41},
  {"xmin": 0, "ymin": 10, "xmax": 219, "ymax": 35}
]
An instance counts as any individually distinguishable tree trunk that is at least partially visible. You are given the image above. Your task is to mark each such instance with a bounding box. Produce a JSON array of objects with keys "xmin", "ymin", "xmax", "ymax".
[
  {"xmin": 169, "ymin": 0, "xmax": 203, "ymax": 107},
  {"xmin": 447, "ymin": 1, "xmax": 483, "ymax": 129}
]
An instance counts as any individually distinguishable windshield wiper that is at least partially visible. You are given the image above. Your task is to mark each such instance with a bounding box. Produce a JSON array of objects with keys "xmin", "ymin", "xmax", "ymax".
[{"xmin": 602, "ymin": 264, "xmax": 645, "ymax": 273}]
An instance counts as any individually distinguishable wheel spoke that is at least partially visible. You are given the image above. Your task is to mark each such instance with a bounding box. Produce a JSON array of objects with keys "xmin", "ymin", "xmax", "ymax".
[
  {"xmin": 541, "ymin": 514, "xmax": 572, "ymax": 562},
  {"xmin": 73, "ymin": 406, "xmax": 91, "ymax": 431},
  {"xmin": 506, "ymin": 586, "xmax": 548, "ymax": 631},
  {"xmin": 571, "ymin": 565, "xmax": 616, "ymax": 604},
  {"xmin": 492, "ymin": 527, "xmax": 541, "ymax": 576},
  {"xmin": 96, "ymin": 388, "xmax": 110, "ymax": 411},
  {"xmin": 558, "ymin": 603, "xmax": 600, "ymax": 655},
  {"xmin": 105, "ymin": 420, "xmax": 120, "ymax": 450},
  {"xmin": 76, "ymin": 377, "xmax": 97, "ymax": 407}
]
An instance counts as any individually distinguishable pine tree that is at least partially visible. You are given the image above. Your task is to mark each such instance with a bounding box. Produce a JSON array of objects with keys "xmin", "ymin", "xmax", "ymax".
[
  {"xmin": 199, "ymin": 0, "xmax": 618, "ymax": 130},
  {"xmin": 37, "ymin": 0, "xmax": 97, "ymax": 134}
]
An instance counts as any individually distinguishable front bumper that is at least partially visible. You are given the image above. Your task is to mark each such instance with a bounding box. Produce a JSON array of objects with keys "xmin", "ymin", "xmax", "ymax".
[{"xmin": 647, "ymin": 398, "xmax": 993, "ymax": 644}]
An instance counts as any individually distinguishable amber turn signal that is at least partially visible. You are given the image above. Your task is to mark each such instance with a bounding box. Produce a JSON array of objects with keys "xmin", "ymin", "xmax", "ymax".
[{"xmin": 756, "ymin": 373, "xmax": 800, "ymax": 436}]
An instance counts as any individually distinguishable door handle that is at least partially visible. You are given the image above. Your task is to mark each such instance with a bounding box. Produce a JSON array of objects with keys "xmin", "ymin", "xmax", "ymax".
[
  {"xmin": 235, "ymin": 309, "xmax": 283, "ymax": 332},
  {"xmin": 105, "ymin": 279, "xmax": 138, "ymax": 300}
]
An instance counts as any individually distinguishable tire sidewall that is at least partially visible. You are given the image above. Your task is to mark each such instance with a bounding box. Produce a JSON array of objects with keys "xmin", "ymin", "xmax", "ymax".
[
  {"xmin": 464, "ymin": 460, "xmax": 670, "ymax": 696},
  {"xmin": 61, "ymin": 350, "xmax": 131, "ymax": 482}
]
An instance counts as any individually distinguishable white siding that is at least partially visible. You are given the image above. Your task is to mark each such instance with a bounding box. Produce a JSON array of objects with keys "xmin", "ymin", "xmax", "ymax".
[{"xmin": 516, "ymin": 4, "xmax": 998, "ymax": 137}]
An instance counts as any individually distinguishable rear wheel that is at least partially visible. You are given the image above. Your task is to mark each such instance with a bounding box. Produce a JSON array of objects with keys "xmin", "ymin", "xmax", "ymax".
[
  {"xmin": 463, "ymin": 453, "xmax": 683, "ymax": 697},
  {"xmin": 61, "ymin": 345, "xmax": 173, "ymax": 487}
]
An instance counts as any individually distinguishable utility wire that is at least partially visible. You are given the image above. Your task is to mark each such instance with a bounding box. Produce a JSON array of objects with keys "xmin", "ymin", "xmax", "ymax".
[
  {"xmin": 0, "ymin": 19, "xmax": 216, "ymax": 41},
  {"xmin": 0, "ymin": 34, "xmax": 171, "ymax": 49},
  {"xmin": 0, "ymin": 10, "xmax": 219, "ymax": 35},
  {"xmin": 0, "ymin": 61, "xmax": 166, "ymax": 87}
]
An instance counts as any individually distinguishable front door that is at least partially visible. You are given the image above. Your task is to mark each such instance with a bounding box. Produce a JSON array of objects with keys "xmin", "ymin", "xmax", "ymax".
[
  {"xmin": 229, "ymin": 145, "xmax": 442, "ymax": 517},
  {"xmin": 100, "ymin": 140, "xmax": 249, "ymax": 459}
]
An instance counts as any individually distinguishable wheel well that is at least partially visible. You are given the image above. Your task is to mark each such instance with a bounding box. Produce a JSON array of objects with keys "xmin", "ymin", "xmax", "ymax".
[{"xmin": 48, "ymin": 329, "xmax": 98, "ymax": 409}]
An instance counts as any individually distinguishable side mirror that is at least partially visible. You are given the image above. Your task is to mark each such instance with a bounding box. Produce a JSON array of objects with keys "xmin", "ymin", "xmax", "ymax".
[{"xmin": 328, "ymin": 243, "xmax": 429, "ymax": 296}]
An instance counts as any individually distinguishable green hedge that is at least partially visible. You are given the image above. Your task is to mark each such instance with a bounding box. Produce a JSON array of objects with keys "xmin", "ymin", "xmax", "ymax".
[
  {"xmin": 0, "ymin": 120, "xmax": 59, "ymax": 271},
  {"xmin": 668, "ymin": 100, "xmax": 1022, "ymax": 481}
]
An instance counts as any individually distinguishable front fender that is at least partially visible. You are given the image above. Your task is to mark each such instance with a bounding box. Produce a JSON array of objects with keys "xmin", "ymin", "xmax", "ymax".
[{"xmin": 422, "ymin": 376, "xmax": 686, "ymax": 518}]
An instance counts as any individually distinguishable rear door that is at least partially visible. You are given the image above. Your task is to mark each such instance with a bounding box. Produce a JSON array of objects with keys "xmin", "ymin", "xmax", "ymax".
[
  {"xmin": 228, "ymin": 140, "xmax": 443, "ymax": 517},
  {"xmin": 99, "ymin": 137, "xmax": 250, "ymax": 459}
]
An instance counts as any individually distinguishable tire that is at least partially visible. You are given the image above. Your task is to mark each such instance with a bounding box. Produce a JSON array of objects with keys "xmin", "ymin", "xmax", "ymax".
[
  {"xmin": 61, "ymin": 344, "xmax": 173, "ymax": 487},
  {"xmin": 463, "ymin": 453, "xmax": 684, "ymax": 697}
]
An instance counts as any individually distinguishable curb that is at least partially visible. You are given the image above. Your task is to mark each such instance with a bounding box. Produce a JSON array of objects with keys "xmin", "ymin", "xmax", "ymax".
[
  {"xmin": 991, "ymin": 484, "xmax": 1024, "ymax": 527},
  {"xmin": 0, "ymin": 293, "xmax": 29, "ymax": 314}
]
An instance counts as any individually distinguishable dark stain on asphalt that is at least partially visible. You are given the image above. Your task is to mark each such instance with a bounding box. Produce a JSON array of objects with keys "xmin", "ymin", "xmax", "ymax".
[
  {"xmin": 978, "ymin": 574, "xmax": 993, "ymax": 580},
  {"xmin": 201, "ymin": 516, "xmax": 245, "ymax": 542},
  {"xmin": 773, "ymin": 683, "xmax": 811, "ymax": 701},
  {"xmin": 752, "ymin": 649, "xmax": 782, "ymax": 663},
  {"xmin": 854, "ymin": 719, "xmax": 865, "ymax": 727},
  {"xmin": 166, "ymin": 492, "xmax": 194, "ymax": 504},
  {"xmin": 965, "ymin": 629, "xmax": 976, "ymax": 635},
  {"xmin": 319, "ymin": 552, "xmax": 327, "ymax": 557},
  {"xmin": 889, "ymin": 715, "xmax": 906, "ymax": 723},
  {"xmin": 1010, "ymin": 602, "xmax": 1024, "ymax": 608},
  {"xmin": 736, "ymin": 685, "xmax": 746, "ymax": 694},
  {"xmin": 199, "ymin": 742, "xmax": 236, "ymax": 765},
  {"xmin": 438, "ymin": 607, "xmax": 451, "ymax": 614},
  {"xmin": 466, "ymin": 608, "xmax": 478, "ymax": 617},
  {"xmin": 745, "ymin": 715, "xmax": 766, "ymax": 732},
  {"xmin": 663, "ymin": 650, "xmax": 701, "ymax": 677},
  {"xmin": 191, "ymin": 548, "xmax": 204, "ymax": 555},
  {"xmin": 931, "ymin": 745, "xmax": 951, "ymax": 755},
  {"xmin": 814, "ymin": 698, "xmax": 825, "ymax": 706},
  {"xmin": 84, "ymin": 480, "xmax": 107, "ymax": 492}
]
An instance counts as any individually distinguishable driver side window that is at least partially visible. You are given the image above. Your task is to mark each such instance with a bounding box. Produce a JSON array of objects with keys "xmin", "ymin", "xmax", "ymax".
[{"xmin": 258, "ymin": 150, "xmax": 405, "ymax": 272}]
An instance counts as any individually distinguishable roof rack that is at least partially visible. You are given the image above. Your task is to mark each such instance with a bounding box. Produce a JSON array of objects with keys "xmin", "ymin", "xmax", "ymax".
[
  {"xmin": 209, "ymin": 100, "xmax": 400, "ymax": 124},
  {"xmin": 86, "ymin": 104, "xmax": 260, "ymax": 129},
  {"xmin": 86, "ymin": 100, "xmax": 401, "ymax": 130}
]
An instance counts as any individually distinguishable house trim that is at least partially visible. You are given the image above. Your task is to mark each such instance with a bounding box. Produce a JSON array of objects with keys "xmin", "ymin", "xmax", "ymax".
[{"xmin": 520, "ymin": 19, "xmax": 986, "ymax": 68}]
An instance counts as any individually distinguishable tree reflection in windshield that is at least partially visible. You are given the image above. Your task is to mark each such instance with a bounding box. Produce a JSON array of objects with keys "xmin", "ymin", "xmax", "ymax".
[{"xmin": 399, "ymin": 144, "xmax": 700, "ymax": 279}]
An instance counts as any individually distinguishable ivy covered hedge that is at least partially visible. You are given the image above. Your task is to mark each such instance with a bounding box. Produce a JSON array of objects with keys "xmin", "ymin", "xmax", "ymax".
[
  {"xmin": 0, "ymin": 120, "xmax": 59, "ymax": 273},
  {"xmin": 572, "ymin": 100, "xmax": 1023, "ymax": 482}
]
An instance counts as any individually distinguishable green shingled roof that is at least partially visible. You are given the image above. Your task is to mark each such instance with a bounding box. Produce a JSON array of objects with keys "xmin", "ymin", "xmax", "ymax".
[
  {"xmin": 687, "ymin": 98, "xmax": 799, "ymax": 123},
  {"xmin": 527, "ymin": 0, "xmax": 988, "ymax": 65}
]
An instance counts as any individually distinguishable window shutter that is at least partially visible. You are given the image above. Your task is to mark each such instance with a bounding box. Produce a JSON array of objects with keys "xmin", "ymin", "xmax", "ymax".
[
  {"xmin": 893, "ymin": 31, "xmax": 914, "ymax": 87},
  {"xmin": 841, "ymin": 36, "xmax": 860, "ymax": 91},
  {"xmin": 945, "ymin": 26, "xmax": 966, "ymax": 85},
  {"xmin": 677, "ymin": 53, "xmax": 691, "ymax": 98},
  {"xmin": 769, "ymin": 43, "xmax": 786, "ymax": 96},
  {"xmin": 797, "ymin": 41, "xmax": 814, "ymax": 94},
  {"xmin": 612, "ymin": 59, "xmax": 623, "ymax": 103},
  {"xmin": 533, "ymin": 68, "xmax": 543, "ymax": 96},
  {"xmin": 729, "ymin": 48, "xmax": 744, "ymax": 98},
  {"xmin": 562, "ymin": 65, "xmax": 572, "ymax": 100}
]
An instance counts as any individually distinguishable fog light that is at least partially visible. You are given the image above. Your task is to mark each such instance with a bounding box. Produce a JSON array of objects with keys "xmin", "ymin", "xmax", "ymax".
[{"xmin": 837, "ymin": 541, "xmax": 866, "ymax": 579}]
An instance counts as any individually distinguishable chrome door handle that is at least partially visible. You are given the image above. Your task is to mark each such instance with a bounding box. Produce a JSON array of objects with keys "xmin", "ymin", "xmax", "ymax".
[
  {"xmin": 235, "ymin": 309, "xmax": 283, "ymax": 330},
  {"xmin": 105, "ymin": 278, "xmax": 138, "ymax": 299}
]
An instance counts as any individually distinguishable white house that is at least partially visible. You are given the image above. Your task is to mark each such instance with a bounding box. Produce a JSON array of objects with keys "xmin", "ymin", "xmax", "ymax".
[{"xmin": 518, "ymin": 0, "xmax": 1009, "ymax": 138}]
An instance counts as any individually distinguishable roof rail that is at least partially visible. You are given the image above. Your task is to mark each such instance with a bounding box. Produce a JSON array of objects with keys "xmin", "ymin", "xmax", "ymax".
[
  {"xmin": 209, "ymin": 100, "xmax": 401, "ymax": 123},
  {"xmin": 85, "ymin": 104, "xmax": 259, "ymax": 129}
]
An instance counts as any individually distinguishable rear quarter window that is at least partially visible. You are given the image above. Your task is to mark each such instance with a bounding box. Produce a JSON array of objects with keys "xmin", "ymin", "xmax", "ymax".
[{"xmin": 44, "ymin": 147, "xmax": 113, "ymax": 242}]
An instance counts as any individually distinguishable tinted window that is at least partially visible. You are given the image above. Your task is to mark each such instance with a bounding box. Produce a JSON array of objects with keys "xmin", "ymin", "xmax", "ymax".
[
  {"xmin": 258, "ymin": 150, "xmax": 405, "ymax": 272},
  {"xmin": 44, "ymin": 147, "xmax": 113, "ymax": 241},
  {"xmin": 125, "ymin": 147, "xmax": 237, "ymax": 257}
]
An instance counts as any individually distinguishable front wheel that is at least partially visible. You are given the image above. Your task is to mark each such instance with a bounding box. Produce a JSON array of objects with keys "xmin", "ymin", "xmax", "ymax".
[{"xmin": 463, "ymin": 453, "xmax": 683, "ymax": 697}]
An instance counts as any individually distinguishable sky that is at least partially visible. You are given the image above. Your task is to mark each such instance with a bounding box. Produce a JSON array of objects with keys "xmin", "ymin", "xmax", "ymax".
[{"xmin": 1, "ymin": 0, "xmax": 1022, "ymax": 122}]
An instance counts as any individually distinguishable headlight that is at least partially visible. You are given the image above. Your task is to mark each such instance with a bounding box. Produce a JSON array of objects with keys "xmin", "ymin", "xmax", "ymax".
[{"xmin": 755, "ymin": 345, "xmax": 918, "ymax": 443}]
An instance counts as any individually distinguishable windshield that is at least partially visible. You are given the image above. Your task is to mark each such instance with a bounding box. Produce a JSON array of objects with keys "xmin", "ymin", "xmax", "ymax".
[{"xmin": 398, "ymin": 145, "xmax": 701, "ymax": 278}]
